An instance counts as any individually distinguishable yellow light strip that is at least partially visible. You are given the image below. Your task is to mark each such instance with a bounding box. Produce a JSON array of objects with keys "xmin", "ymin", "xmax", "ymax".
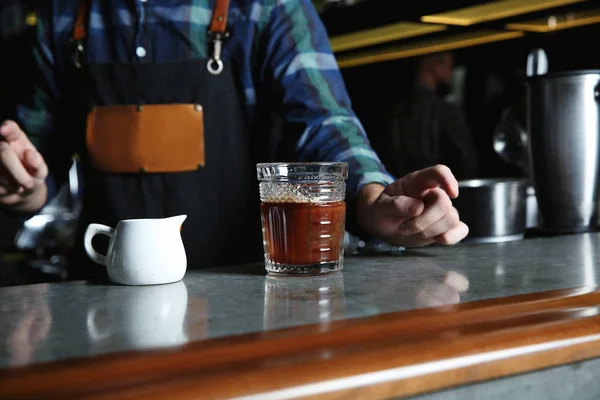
[
  {"xmin": 329, "ymin": 22, "xmax": 447, "ymax": 53},
  {"xmin": 25, "ymin": 11, "xmax": 37, "ymax": 26},
  {"xmin": 421, "ymin": 0, "xmax": 587, "ymax": 26},
  {"xmin": 506, "ymin": 8, "xmax": 600, "ymax": 32},
  {"xmin": 337, "ymin": 30, "xmax": 525, "ymax": 69}
]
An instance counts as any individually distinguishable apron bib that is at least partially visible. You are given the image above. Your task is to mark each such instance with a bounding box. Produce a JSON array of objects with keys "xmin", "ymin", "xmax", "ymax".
[{"xmin": 66, "ymin": 0, "xmax": 263, "ymax": 279}]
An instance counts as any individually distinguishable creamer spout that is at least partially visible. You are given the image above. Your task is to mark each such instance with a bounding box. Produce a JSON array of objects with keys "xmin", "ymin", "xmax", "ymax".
[{"xmin": 167, "ymin": 214, "xmax": 188, "ymax": 230}]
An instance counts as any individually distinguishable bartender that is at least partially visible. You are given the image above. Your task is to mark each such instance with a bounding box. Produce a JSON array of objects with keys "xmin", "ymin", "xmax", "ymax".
[{"xmin": 0, "ymin": 0, "xmax": 468, "ymax": 279}]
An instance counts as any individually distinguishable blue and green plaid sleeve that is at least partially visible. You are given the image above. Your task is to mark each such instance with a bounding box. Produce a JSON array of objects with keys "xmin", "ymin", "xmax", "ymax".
[{"xmin": 261, "ymin": 0, "xmax": 396, "ymax": 198}]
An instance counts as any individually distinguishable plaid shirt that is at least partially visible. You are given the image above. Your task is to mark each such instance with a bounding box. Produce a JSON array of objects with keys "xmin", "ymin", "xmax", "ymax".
[{"xmin": 17, "ymin": 0, "xmax": 395, "ymax": 202}]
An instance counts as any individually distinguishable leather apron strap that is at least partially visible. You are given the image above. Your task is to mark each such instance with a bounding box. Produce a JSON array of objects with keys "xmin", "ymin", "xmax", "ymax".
[
  {"xmin": 72, "ymin": 0, "xmax": 231, "ymax": 73},
  {"xmin": 209, "ymin": 0, "xmax": 230, "ymax": 34},
  {"xmin": 73, "ymin": 0, "xmax": 230, "ymax": 40},
  {"xmin": 72, "ymin": 0, "xmax": 88, "ymax": 41}
]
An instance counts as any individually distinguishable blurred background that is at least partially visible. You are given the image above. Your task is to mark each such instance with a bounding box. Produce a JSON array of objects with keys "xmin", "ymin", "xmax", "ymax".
[{"xmin": 2, "ymin": 0, "xmax": 600, "ymax": 285}]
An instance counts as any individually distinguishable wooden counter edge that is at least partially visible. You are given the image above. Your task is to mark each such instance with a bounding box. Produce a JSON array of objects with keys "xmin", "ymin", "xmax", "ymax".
[{"xmin": 2, "ymin": 286, "xmax": 600, "ymax": 399}]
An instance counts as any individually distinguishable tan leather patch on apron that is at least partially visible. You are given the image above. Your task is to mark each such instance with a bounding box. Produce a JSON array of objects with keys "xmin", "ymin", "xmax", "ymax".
[{"xmin": 86, "ymin": 104, "xmax": 205, "ymax": 173}]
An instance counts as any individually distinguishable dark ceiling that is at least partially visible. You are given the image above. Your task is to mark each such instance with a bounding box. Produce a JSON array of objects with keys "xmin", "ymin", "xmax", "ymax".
[
  {"xmin": 319, "ymin": 0, "xmax": 596, "ymax": 38},
  {"xmin": 320, "ymin": 0, "xmax": 485, "ymax": 36}
]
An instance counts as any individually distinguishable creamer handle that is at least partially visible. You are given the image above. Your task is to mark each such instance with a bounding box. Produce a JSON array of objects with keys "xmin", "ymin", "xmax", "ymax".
[{"xmin": 84, "ymin": 223, "xmax": 115, "ymax": 265}]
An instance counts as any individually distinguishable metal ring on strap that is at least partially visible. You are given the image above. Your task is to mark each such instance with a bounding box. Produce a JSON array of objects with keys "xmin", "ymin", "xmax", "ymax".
[{"xmin": 207, "ymin": 58, "xmax": 224, "ymax": 75}]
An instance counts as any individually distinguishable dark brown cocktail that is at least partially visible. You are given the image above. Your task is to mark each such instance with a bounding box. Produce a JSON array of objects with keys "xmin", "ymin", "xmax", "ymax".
[
  {"xmin": 261, "ymin": 201, "xmax": 345, "ymax": 266},
  {"xmin": 257, "ymin": 163, "xmax": 348, "ymax": 275}
]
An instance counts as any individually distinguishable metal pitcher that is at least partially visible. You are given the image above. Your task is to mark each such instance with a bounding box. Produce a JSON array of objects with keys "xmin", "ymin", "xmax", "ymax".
[{"xmin": 526, "ymin": 49, "xmax": 600, "ymax": 231}]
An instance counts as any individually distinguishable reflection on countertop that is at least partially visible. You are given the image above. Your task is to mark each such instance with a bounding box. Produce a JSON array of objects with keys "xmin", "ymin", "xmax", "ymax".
[
  {"xmin": 1, "ymin": 233, "xmax": 599, "ymax": 369},
  {"xmin": 0, "ymin": 284, "xmax": 51, "ymax": 367}
]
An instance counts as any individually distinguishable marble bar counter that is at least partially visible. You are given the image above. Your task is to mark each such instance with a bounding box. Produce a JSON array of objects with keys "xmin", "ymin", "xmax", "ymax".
[{"xmin": 3, "ymin": 234, "xmax": 600, "ymax": 399}]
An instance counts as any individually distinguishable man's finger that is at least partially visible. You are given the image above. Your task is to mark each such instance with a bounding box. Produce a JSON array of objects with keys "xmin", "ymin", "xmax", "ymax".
[
  {"xmin": 385, "ymin": 165, "xmax": 459, "ymax": 199},
  {"xmin": 0, "ymin": 142, "xmax": 34, "ymax": 190},
  {"xmin": 0, "ymin": 120, "xmax": 29, "ymax": 145},
  {"xmin": 0, "ymin": 191, "xmax": 24, "ymax": 205},
  {"xmin": 419, "ymin": 207, "xmax": 460, "ymax": 239},
  {"xmin": 378, "ymin": 193, "xmax": 424, "ymax": 218},
  {"xmin": 22, "ymin": 149, "xmax": 48, "ymax": 181},
  {"xmin": 434, "ymin": 221, "xmax": 469, "ymax": 245},
  {"xmin": 397, "ymin": 188, "xmax": 453, "ymax": 236}
]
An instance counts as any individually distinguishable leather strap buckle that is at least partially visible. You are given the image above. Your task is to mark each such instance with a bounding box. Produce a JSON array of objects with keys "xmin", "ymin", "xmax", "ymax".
[
  {"xmin": 207, "ymin": 30, "xmax": 229, "ymax": 75},
  {"xmin": 69, "ymin": 38, "xmax": 85, "ymax": 69},
  {"xmin": 71, "ymin": 0, "xmax": 88, "ymax": 68},
  {"xmin": 207, "ymin": 0, "xmax": 231, "ymax": 76}
]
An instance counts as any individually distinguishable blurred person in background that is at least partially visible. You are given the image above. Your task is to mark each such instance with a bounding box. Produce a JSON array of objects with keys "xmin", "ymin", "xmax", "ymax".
[{"xmin": 374, "ymin": 52, "xmax": 479, "ymax": 181}]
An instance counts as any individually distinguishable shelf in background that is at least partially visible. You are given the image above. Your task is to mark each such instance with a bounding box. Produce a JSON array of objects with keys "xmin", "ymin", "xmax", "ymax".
[
  {"xmin": 337, "ymin": 29, "xmax": 525, "ymax": 69},
  {"xmin": 330, "ymin": 22, "xmax": 447, "ymax": 53},
  {"xmin": 421, "ymin": 0, "xmax": 588, "ymax": 26},
  {"xmin": 506, "ymin": 7, "xmax": 600, "ymax": 32}
]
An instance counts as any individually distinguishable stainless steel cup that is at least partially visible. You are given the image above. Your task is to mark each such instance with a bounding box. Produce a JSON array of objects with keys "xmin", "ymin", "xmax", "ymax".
[{"xmin": 454, "ymin": 178, "xmax": 528, "ymax": 244}]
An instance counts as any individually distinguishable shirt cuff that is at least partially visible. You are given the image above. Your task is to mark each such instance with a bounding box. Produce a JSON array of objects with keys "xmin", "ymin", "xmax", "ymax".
[
  {"xmin": 355, "ymin": 171, "xmax": 397, "ymax": 196},
  {"xmin": 345, "ymin": 170, "xmax": 396, "ymax": 242}
]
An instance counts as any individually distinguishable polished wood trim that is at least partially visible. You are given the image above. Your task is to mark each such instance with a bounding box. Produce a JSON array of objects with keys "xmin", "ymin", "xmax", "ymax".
[
  {"xmin": 421, "ymin": 0, "xmax": 586, "ymax": 26},
  {"xmin": 329, "ymin": 22, "xmax": 447, "ymax": 53},
  {"xmin": 506, "ymin": 7, "xmax": 600, "ymax": 32},
  {"xmin": 2, "ymin": 286, "xmax": 600, "ymax": 399},
  {"xmin": 336, "ymin": 30, "xmax": 524, "ymax": 69}
]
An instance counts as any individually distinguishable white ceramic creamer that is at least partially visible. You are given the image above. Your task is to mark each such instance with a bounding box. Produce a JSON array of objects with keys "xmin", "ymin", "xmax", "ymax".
[{"xmin": 83, "ymin": 215, "xmax": 188, "ymax": 285}]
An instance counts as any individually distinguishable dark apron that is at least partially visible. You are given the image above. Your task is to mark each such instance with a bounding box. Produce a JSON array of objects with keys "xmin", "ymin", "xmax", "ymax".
[{"xmin": 66, "ymin": 0, "xmax": 263, "ymax": 280}]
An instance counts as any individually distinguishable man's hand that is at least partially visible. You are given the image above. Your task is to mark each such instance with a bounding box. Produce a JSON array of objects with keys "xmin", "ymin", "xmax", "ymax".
[
  {"xmin": 0, "ymin": 120, "xmax": 48, "ymax": 214},
  {"xmin": 356, "ymin": 165, "xmax": 468, "ymax": 247}
]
